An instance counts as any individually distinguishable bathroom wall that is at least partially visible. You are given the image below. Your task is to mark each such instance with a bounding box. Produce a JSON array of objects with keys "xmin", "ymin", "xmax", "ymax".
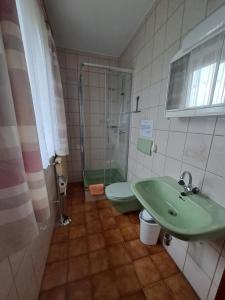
[
  {"xmin": 57, "ymin": 48, "xmax": 118, "ymax": 182},
  {"xmin": 119, "ymin": 0, "xmax": 225, "ymax": 299},
  {"xmin": 0, "ymin": 166, "xmax": 57, "ymax": 300}
]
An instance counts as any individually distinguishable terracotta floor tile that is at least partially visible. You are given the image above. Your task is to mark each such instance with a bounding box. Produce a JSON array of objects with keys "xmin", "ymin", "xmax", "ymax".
[
  {"xmin": 85, "ymin": 209, "xmax": 99, "ymax": 222},
  {"xmin": 115, "ymin": 215, "xmax": 131, "ymax": 228},
  {"xmin": 146, "ymin": 243, "xmax": 164, "ymax": 256},
  {"xmin": 121, "ymin": 291, "xmax": 146, "ymax": 300},
  {"xmin": 68, "ymin": 255, "xmax": 89, "ymax": 282},
  {"xmin": 41, "ymin": 261, "xmax": 67, "ymax": 291},
  {"xmin": 151, "ymin": 251, "xmax": 179, "ymax": 278},
  {"xmin": 104, "ymin": 228, "xmax": 124, "ymax": 245},
  {"xmin": 99, "ymin": 207, "xmax": 113, "ymax": 219},
  {"xmin": 69, "ymin": 224, "xmax": 86, "ymax": 239},
  {"xmin": 113, "ymin": 264, "xmax": 141, "ymax": 296},
  {"xmin": 85, "ymin": 201, "xmax": 97, "ymax": 212},
  {"xmin": 89, "ymin": 248, "xmax": 109, "ymax": 274},
  {"xmin": 92, "ymin": 270, "xmax": 120, "ymax": 300},
  {"xmin": 70, "ymin": 204, "xmax": 84, "ymax": 214},
  {"xmin": 51, "ymin": 227, "xmax": 69, "ymax": 244},
  {"xmin": 108, "ymin": 243, "xmax": 131, "ymax": 267},
  {"xmin": 87, "ymin": 219, "xmax": 102, "ymax": 234},
  {"xmin": 125, "ymin": 240, "xmax": 149, "ymax": 260},
  {"xmin": 69, "ymin": 237, "xmax": 88, "ymax": 257},
  {"xmin": 134, "ymin": 257, "xmax": 161, "ymax": 287},
  {"xmin": 39, "ymin": 286, "xmax": 66, "ymax": 300},
  {"xmin": 165, "ymin": 273, "xmax": 199, "ymax": 300},
  {"xmin": 120, "ymin": 225, "xmax": 139, "ymax": 241},
  {"xmin": 47, "ymin": 243, "xmax": 68, "ymax": 263},
  {"xmin": 101, "ymin": 216, "xmax": 117, "ymax": 230},
  {"xmin": 70, "ymin": 212, "xmax": 85, "ymax": 225},
  {"xmin": 127, "ymin": 212, "xmax": 140, "ymax": 224},
  {"xmin": 96, "ymin": 200, "xmax": 111, "ymax": 209},
  {"xmin": 144, "ymin": 281, "xmax": 173, "ymax": 300},
  {"xmin": 88, "ymin": 233, "xmax": 105, "ymax": 251},
  {"xmin": 68, "ymin": 194, "xmax": 84, "ymax": 204},
  {"xmin": 67, "ymin": 278, "xmax": 92, "ymax": 300}
]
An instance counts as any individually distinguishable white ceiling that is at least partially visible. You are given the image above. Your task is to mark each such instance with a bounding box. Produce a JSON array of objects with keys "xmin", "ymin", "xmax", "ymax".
[{"xmin": 44, "ymin": 0, "xmax": 154, "ymax": 57}]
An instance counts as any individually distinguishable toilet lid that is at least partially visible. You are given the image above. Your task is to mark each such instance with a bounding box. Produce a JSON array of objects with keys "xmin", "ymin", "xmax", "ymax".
[{"xmin": 105, "ymin": 182, "xmax": 135, "ymax": 201}]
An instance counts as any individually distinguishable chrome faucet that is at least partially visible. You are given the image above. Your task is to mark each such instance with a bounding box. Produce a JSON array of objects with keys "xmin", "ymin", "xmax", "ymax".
[{"xmin": 178, "ymin": 171, "xmax": 200, "ymax": 195}]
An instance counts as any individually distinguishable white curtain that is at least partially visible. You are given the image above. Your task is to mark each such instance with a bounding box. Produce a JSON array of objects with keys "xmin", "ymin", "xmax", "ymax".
[{"xmin": 16, "ymin": 0, "xmax": 69, "ymax": 168}]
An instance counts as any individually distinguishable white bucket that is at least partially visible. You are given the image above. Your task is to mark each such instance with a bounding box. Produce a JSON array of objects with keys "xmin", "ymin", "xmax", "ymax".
[{"xmin": 139, "ymin": 210, "xmax": 160, "ymax": 245}]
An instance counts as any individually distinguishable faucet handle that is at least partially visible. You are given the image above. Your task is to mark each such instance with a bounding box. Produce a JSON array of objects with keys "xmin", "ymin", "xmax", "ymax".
[
  {"xmin": 178, "ymin": 179, "xmax": 185, "ymax": 186},
  {"xmin": 192, "ymin": 187, "xmax": 200, "ymax": 194}
]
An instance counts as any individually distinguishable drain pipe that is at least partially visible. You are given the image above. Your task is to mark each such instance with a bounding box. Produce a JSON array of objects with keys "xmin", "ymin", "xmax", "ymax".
[{"xmin": 164, "ymin": 232, "xmax": 172, "ymax": 246}]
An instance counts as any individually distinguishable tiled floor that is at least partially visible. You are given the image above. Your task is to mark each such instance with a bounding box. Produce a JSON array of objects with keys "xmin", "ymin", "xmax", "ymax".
[{"xmin": 39, "ymin": 183, "xmax": 199, "ymax": 300}]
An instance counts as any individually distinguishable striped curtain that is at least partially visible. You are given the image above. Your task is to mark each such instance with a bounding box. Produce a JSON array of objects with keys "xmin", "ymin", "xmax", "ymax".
[{"xmin": 0, "ymin": 0, "xmax": 50, "ymax": 260}]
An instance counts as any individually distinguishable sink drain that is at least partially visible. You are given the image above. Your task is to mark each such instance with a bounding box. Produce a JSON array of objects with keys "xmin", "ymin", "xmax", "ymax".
[{"xmin": 168, "ymin": 209, "xmax": 177, "ymax": 216}]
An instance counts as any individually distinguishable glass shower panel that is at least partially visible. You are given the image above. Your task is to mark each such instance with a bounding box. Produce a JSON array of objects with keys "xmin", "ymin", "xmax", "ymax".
[
  {"xmin": 105, "ymin": 70, "xmax": 132, "ymax": 184},
  {"xmin": 80, "ymin": 65, "xmax": 132, "ymax": 187}
]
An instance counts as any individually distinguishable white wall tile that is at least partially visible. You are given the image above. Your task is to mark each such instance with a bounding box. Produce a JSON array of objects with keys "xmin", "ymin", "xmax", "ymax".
[
  {"xmin": 207, "ymin": 136, "xmax": 225, "ymax": 177},
  {"xmin": 207, "ymin": 0, "xmax": 225, "ymax": 15},
  {"xmin": 170, "ymin": 117, "xmax": 189, "ymax": 132},
  {"xmin": 152, "ymin": 152, "xmax": 165, "ymax": 175},
  {"xmin": 215, "ymin": 117, "xmax": 225, "ymax": 136},
  {"xmin": 155, "ymin": 130, "xmax": 169, "ymax": 154},
  {"xmin": 151, "ymin": 56, "xmax": 163, "ymax": 84},
  {"xmin": 157, "ymin": 105, "xmax": 170, "ymax": 130},
  {"xmin": 153, "ymin": 25, "xmax": 166, "ymax": 59},
  {"xmin": 188, "ymin": 241, "xmax": 220, "ymax": 280},
  {"xmin": 164, "ymin": 237, "xmax": 187, "ymax": 271},
  {"xmin": 165, "ymin": 4, "xmax": 184, "ymax": 49},
  {"xmin": 182, "ymin": 0, "xmax": 207, "ymax": 35},
  {"xmin": 184, "ymin": 254, "xmax": 211, "ymax": 300},
  {"xmin": 142, "ymin": 42, "xmax": 153, "ymax": 66},
  {"xmin": 207, "ymin": 282, "xmax": 218, "ymax": 300},
  {"xmin": 14, "ymin": 253, "xmax": 39, "ymax": 300},
  {"xmin": 202, "ymin": 172, "xmax": 225, "ymax": 207},
  {"xmin": 188, "ymin": 117, "xmax": 216, "ymax": 135},
  {"xmin": 167, "ymin": 131, "xmax": 186, "ymax": 160},
  {"xmin": 145, "ymin": 11, "xmax": 155, "ymax": 43},
  {"xmin": 168, "ymin": 0, "xmax": 184, "ymax": 17},
  {"xmin": 183, "ymin": 133, "xmax": 212, "ymax": 170},
  {"xmin": 213, "ymin": 255, "xmax": 225, "ymax": 286},
  {"xmin": 7, "ymin": 284, "xmax": 19, "ymax": 300},
  {"xmin": 149, "ymin": 82, "xmax": 161, "ymax": 107},
  {"xmin": 164, "ymin": 156, "xmax": 181, "ymax": 179},
  {"xmin": 155, "ymin": 0, "xmax": 168, "ymax": 32},
  {"xmin": 0, "ymin": 259, "xmax": 13, "ymax": 300}
]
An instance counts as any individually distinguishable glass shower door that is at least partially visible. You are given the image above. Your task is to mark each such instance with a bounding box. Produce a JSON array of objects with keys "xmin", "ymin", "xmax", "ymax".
[{"xmin": 105, "ymin": 70, "xmax": 132, "ymax": 184}]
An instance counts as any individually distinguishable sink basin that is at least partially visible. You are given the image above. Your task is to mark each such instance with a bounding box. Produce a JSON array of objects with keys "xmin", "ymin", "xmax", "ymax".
[{"xmin": 132, "ymin": 176, "xmax": 225, "ymax": 241}]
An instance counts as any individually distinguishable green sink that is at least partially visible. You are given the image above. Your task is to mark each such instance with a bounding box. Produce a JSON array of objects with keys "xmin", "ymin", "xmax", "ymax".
[{"xmin": 132, "ymin": 176, "xmax": 225, "ymax": 241}]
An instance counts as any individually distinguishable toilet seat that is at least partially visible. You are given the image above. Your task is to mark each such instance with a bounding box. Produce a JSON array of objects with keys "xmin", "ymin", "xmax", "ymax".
[{"xmin": 105, "ymin": 182, "xmax": 136, "ymax": 201}]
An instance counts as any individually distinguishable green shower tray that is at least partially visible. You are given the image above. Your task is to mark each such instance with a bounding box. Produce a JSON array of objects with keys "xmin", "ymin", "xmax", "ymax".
[
  {"xmin": 84, "ymin": 168, "xmax": 125, "ymax": 187},
  {"xmin": 132, "ymin": 176, "xmax": 225, "ymax": 241}
]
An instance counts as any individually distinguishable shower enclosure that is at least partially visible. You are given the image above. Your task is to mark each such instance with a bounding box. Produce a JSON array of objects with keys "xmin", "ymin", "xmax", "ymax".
[{"xmin": 79, "ymin": 63, "xmax": 132, "ymax": 187}]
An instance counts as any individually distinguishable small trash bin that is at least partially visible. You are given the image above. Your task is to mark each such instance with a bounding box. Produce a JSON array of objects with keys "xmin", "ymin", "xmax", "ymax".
[{"xmin": 139, "ymin": 209, "xmax": 160, "ymax": 245}]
